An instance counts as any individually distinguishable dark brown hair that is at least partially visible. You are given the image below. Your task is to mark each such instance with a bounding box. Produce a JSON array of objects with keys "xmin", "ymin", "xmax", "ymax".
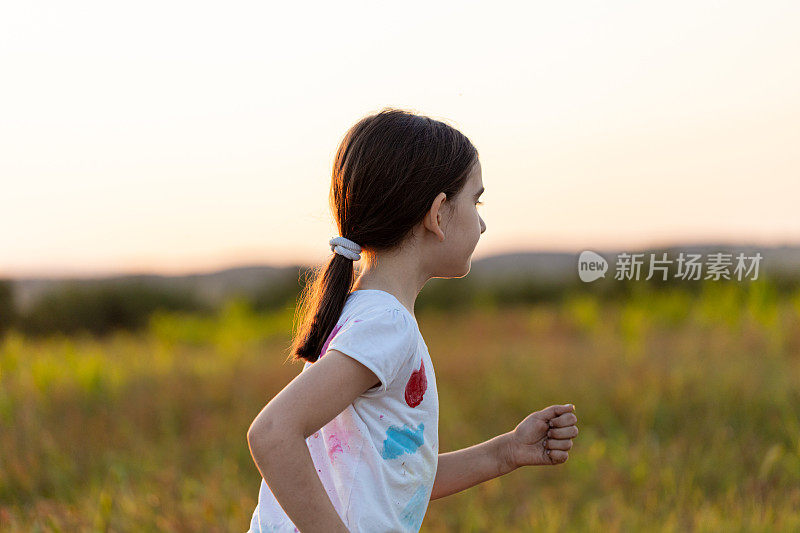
[{"xmin": 288, "ymin": 107, "xmax": 478, "ymax": 364}]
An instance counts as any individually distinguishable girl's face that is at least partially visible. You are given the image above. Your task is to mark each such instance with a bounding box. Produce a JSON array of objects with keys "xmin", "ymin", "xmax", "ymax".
[{"xmin": 433, "ymin": 159, "xmax": 487, "ymax": 277}]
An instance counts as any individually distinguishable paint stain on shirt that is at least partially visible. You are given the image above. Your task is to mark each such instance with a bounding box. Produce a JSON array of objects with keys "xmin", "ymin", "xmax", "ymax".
[
  {"xmin": 319, "ymin": 323, "xmax": 343, "ymax": 358},
  {"xmin": 399, "ymin": 484, "xmax": 430, "ymax": 531},
  {"xmin": 327, "ymin": 432, "xmax": 347, "ymax": 463},
  {"xmin": 405, "ymin": 358, "xmax": 427, "ymax": 407},
  {"xmin": 380, "ymin": 423, "xmax": 425, "ymax": 460},
  {"xmin": 319, "ymin": 318, "xmax": 362, "ymax": 358}
]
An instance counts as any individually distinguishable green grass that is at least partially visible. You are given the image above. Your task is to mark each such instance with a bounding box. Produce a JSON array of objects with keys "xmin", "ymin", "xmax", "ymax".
[{"xmin": 1, "ymin": 282, "xmax": 799, "ymax": 531}]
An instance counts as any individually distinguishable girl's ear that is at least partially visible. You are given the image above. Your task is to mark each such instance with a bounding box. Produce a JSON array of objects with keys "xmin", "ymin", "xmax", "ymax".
[{"xmin": 424, "ymin": 192, "xmax": 447, "ymax": 242}]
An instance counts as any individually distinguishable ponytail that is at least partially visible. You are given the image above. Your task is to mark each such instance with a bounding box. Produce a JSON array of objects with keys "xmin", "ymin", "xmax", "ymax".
[{"xmin": 287, "ymin": 251, "xmax": 356, "ymax": 363}]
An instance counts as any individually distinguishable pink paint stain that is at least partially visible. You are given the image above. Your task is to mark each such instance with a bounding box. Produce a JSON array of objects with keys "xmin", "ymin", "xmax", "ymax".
[
  {"xmin": 319, "ymin": 324, "xmax": 343, "ymax": 358},
  {"xmin": 327, "ymin": 432, "xmax": 347, "ymax": 463},
  {"xmin": 319, "ymin": 318, "xmax": 363, "ymax": 358},
  {"xmin": 404, "ymin": 358, "xmax": 427, "ymax": 407},
  {"xmin": 379, "ymin": 414, "xmax": 384, "ymax": 419}
]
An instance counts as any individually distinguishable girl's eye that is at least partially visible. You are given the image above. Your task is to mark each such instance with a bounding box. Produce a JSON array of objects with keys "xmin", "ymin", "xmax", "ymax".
[{"xmin": 476, "ymin": 201, "xmax": 484, "ymax": 206}]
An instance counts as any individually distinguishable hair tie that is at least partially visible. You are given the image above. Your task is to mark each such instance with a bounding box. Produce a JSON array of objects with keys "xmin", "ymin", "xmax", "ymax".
[{"xmin": 329, "ymin": 236, "xmax": 362, "ymax": 261}]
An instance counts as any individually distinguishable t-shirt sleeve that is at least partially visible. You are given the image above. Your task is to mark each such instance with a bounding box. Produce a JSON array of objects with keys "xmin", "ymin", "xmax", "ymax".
[{"xmin": 325, "ymin": 306, "xmax": 417, "ymax": 397}]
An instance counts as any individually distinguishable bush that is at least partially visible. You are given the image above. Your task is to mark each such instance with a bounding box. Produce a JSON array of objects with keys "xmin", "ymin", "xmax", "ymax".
[
  {"xmin": 0, "ymin": 279, "xmax": 15, "ymax": 337},
  {"xmin": 17, "ymin": 281, "xmax": 211, "ymax": 337}
]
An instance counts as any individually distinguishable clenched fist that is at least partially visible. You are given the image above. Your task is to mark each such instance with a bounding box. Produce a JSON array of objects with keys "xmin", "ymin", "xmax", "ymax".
[{"xmin": 502, "ymin": 404, "xmax": 578, "ymax": 469}]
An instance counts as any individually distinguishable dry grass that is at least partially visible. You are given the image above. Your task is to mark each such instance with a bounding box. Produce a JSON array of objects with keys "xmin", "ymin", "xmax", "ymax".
[{"xmin": 2, "ymin": 283, "xmax": 799, "ymax": 531}]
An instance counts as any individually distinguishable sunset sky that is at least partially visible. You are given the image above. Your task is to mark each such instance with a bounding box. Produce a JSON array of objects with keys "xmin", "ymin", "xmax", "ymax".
[{"xmin": 2, "ymin": 1, "xmax": 799, "ymax": 277}]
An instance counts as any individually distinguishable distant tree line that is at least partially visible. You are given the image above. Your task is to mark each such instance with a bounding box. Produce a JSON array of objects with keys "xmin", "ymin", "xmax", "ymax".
[
  {"xmin": 0, "ymin": 279, "xmax": 213, "ymax": 338},
  {"xmin": 417, "ymin": 269, "xmax": 800, "ymax": 310},
  {"xmin": 0, "ymin": 269, "xmax": 797, "ymax": 339},
  {"xmin": 0, "ymin": 271, "xmax": 312, "ymax": 339}
]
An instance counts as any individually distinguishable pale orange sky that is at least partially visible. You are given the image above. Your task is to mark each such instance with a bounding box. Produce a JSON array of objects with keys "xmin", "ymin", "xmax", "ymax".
[{"xmin": 2, "ymin": 1, "xmax": 799, "ymax": 277}]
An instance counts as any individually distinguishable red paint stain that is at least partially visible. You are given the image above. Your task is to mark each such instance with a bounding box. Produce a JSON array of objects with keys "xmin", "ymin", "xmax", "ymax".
[{"xmin": 404, "ymin": 358, "xmax": 427, "ymax": 407}]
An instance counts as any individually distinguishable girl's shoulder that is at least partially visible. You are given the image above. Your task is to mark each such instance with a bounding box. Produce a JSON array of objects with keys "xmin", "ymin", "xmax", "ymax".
[
  {"xmin": 342, "ymin": 290, "xmax": 419, "ymax": 331},
  {"xmin": 321, "ymin": 291, "xmax": 421, "ymax": 397}
]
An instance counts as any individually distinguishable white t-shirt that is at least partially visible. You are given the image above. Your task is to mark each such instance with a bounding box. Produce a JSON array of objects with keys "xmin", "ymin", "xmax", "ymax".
[{"xmin": 247, "ymin": 289, "xmax": 439, "ymax": 533}]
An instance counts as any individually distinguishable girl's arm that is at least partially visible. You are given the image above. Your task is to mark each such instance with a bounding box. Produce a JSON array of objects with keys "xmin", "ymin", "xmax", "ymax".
[
  {"xmin": 429, "ymin": 433, "xmax": 515, "ymax": 500},
  {"xmin": 430, "ymin": 404, "xmax": 577, "ymax": 500},
  {"xmin": 247, "ymin": 350, "xmax": 384, "ymax": 533}
]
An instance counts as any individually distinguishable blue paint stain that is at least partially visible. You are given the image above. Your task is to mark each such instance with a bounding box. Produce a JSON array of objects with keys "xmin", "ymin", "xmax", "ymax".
[
  {"xmin": 380, "ymin": 423, "xmax": 425, "ymax": 460},
  {"xmin": 399, "ymin": 484, "xmax": 430, "ymax": 531}
]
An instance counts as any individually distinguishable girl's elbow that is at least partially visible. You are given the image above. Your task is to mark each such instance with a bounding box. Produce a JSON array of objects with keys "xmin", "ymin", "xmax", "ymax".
[{"xmin": 247, "ymin": 414, "xmax": 277, "ymax": 449}]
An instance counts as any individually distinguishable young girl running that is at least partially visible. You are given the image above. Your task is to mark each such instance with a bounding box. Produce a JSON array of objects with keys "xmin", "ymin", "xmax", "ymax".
[{"xmin": 246, "ymin": 108, "xmax": 579, "ymax": 532}]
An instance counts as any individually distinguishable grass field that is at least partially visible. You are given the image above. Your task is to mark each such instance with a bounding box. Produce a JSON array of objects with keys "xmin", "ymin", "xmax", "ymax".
[{"xmin": 1, "ymin": 281, "xmax": 799, "ymax": 531}]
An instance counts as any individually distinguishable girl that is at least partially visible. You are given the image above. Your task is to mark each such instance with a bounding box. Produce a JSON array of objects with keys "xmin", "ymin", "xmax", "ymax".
[{"xmin": 246, "ymin": 108, "xmax": 579, "ymax": 532}]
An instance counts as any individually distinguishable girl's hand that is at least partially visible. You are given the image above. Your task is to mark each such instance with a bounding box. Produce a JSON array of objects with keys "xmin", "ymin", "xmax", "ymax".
[{"xmin": 504, "ymin": 404, "xmax": 578, "ymax": 468}]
